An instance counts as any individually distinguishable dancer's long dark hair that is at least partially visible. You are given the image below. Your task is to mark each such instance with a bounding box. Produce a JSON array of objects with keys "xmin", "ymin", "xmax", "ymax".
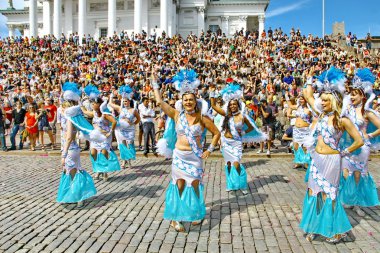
[{"xmin": 221, "ymin": 99, "xmax": 241, "ymax": 132}]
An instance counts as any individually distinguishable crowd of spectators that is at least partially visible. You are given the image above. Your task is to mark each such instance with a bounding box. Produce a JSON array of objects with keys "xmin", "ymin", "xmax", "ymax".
[{"xmin": 0, "ymin": 27, "xmax": 379, "ymax": 153}]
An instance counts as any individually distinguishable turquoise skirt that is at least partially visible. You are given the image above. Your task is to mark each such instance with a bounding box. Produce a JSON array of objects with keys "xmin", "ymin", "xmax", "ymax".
[
  {"xmin": 90, "ymin": 150, "xmax": 120, "ymax": 173},
  {"xmin": 340, "ymin": 172, "xmax": 379, "ymax": 207},
  {"xmin": 225, "ymin": 164, "xmax": 248, "ymax": 191},
  {"xmin": 299, "ymin": 191, "xmax": 352, "ymax": 238},
  {"xmin": 293, "ymin": 147, "xmax": 311, "ymax": 164},
  {"xmin": 163, "ymin": 183, "xmax": 206, "ymax": 222},
  {"xmin": 56, "ymin": 170, "xmax": 97, "ymax": 203},
  {"xmin": 119, "ymin": 143, "xmax": 136, "ymax": 161}
]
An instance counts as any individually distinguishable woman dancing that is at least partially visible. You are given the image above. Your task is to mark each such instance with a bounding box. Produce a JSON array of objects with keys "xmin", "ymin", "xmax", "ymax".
[
  {"xmin": 300, "ymin": 67, "xmax": 364, "ymax": 243},
  {"xmin": 82, "ymin": 85, "xmax": 120, "ymax": 181},
  {"xmin": 210, "ymin": 83, "xmax": 267, "ymax": 194},
  {"xmin": 285, "ymin": 93, "xmax": 312, "ymax": 169},
  {"xmin": 153, "ymin": 68, "xmax": 221, "ymax": 232},
  {"xmin": 340, "ymin": 68, "xmax": 380, "ymax": 216},
  {"xmin": 57, "ymin": 82, "xmax": 99, "ymax": 207},
  {"xmin": 108, "ymin": 85, "xmax": 140, "ymax": 169}
]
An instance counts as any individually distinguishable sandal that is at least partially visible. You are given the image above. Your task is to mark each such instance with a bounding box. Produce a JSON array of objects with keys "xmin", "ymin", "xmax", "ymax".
[
  {"xmin": 170, "ymin": 221, "xmax": 185, "ymax": 232},
  {"xmin": 191, "ymin": 220, "xmax": 203, "ymax": 226},
  {"xmin": 41, "ymin": 145, "xmax": 46, "ymax": 151},
  {"xmin": 326, "ymin": 233, "xmax": 347, "ymax": 244},
  {"xmin": 306, "ymin": 233, "xmax": 316, "ymax": 242}
]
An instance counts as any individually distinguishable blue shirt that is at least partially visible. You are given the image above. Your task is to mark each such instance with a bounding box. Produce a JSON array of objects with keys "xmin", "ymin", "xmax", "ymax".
[{"xmin": 283, "ymin": 76, "xmax": 294, "ymax": 85}]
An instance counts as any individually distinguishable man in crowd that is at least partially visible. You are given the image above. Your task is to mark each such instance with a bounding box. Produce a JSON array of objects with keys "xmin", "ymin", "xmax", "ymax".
[
  {"xmin": 9, "ymin": 100, "xmax": 26, "ymax": 150},
  {"xmin": 138, "ymin": 97, "xmax": 157, "ymax": 157}
]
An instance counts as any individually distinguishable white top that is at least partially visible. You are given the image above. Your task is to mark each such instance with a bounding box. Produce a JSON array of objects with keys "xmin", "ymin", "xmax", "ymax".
[{"xmin": 138, "ymin": 103, "xmax": 155, "ymax": 123}]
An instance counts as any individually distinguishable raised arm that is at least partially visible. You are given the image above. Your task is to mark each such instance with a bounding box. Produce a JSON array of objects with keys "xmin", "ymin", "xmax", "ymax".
[
  {"xmin": 108, "ymin": 93, "xmax": 121, "ymax": 113},
  {"xmin": 80, "ymin": 105, "xmax": 94, "ymax": 118},
  {"xmin": 151, "ymin": 67, "xmax": 178, "ymax": 119},
  {"xmin": 209, "ymin": 85, "xmax": 226, "ymax": 116}
]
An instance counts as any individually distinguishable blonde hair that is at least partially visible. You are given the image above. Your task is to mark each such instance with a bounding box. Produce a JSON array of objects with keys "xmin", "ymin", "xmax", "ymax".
[
  {"xmin": 62, "ymin": 101, "xmax": 75, "ymax": 109},
  {"xmin": 320, "ymin": 93, "xmax": 343, "ymax": 130}
]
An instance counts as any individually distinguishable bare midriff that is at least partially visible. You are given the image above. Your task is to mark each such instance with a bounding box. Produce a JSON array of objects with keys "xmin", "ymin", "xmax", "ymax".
[
  {"xmin": 175, "ymin": 134, "xmax": 202, "ymax": 151},
  {"xmin": 295, "ymin": 118, "xmax": 310, "ymax": 128},
  {"xmin": 315, "ymin": 136, "xmax": 340, "ymax": 155}
]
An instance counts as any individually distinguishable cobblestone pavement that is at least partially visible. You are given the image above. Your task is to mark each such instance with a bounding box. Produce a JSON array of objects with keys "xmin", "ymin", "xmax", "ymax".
[{"xmin": 0, "ymin": 155, "xmax": 380, "ymax": 253}]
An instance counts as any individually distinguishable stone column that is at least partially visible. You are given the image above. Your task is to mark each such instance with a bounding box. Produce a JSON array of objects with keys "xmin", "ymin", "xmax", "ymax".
[
  {"xmin": 134, "ymin": 0, "xmax": 142, "ymax": 34},
  {"xmin": 8, "ymin": 24, "xmax": 15, "ymax": 37},
  {"xmin": 197, "ymin": 6, "xmax": 205, "ymax": 36},
  {"xmin": 53, "ymin": 0, "xmax": 61, "ymax": 38},
  {"xmin": 78, "ymin": 0, "xmax": 86, "ymax": 43},
  {"xmin": 29, "ymin": 0, "xmax": 37, "ymax": 37},
  {"xmin": 108, "ymin": 0, "xmax": 116, "ymax": 37},
  {"xmin": 64, "ymin": 0, "xmax": 73, "ymax": 35},
  {"xmin": 42, "ymin": 0, "xmax": 52, "ymax": 35},
  {"xmin": 258, "ymin": 15, "xmax": 265, "ymax": 39},
  {"xmin": 239, "ymin": 15, "xmax": 247, "ymax": 34},
  {"xmin": 221, "ymin": 15, "xmax": 229, "ymax": 36},
  {"xmin": 160, "ymin": 0, "xmax": 168, "ymax": 34}
]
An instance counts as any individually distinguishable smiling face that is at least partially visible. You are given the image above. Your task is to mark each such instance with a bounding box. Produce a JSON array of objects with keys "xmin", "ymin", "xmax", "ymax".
[
  {"xmin": 91, "ymin": 101, "xmax": 100, "ymax": 110},
  {"xmin": 182, "ymin": 93, "xmax": 197, "ymax": 112},
  {"xmin": 320, "ymin": 93, "xmax": 339, "ymax": 113},
  {"xmin": 298, "ymin": 96, "xmax": 306, "ymax": 106},
  {"xmin": 350, "ymin": 89, "xmax": 364, "ymax": 106},
  {"xmin": 229, "ymin": 100, "xmax": 239, "ymax": 113}
]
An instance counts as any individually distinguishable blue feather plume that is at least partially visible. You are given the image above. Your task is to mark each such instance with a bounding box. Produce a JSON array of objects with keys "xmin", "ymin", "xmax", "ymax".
[
  {"xmin": 172, "ymin": 69, "xmax": 198, "ymax": 89},
  {"xmin": 84, "ymin": 84, "xmax": 100, "ymax": 99},
  {"xmin": 356, "ymin": 68, "xmax": 375, "ymax": 84},
  {"xmin": 63, "ymin": 82, "xmax": 81, "ymax": 95},
  {"xmin": 119, "ymin": 85, "xmax": 133, "ymax": 95},
  {"xmin": 317, "ymin": 66, "xmax": 345, "ymax": 84}
]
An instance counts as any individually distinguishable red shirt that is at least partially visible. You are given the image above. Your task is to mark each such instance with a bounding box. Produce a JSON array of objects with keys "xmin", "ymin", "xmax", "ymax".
[{"xmin": 44, "ymin": 104, "xmax": 57, "ymax": 122}]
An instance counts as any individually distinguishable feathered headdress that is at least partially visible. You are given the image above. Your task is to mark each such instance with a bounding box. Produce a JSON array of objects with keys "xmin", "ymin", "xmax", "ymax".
[
  {"xmin": 118, "ymin": 85, "xmax": 134, "ymax": 100},
  {"xmin": 173, "ymin": 69, "xmax": 200, "ymax": 96},
  {"xmin": 220, "ymin": 83, "xmax": 245, "ymax": 114},
  {"xmin": 84, "ymin": 84, "xmax": 101, "ymax": 100},
  {"xmin": 315, "ymin": 66, "xmax": 346, "ymax": 97},
  {"xmin": 352, "ymin": 68, "xmax": 376, "ymax": 110},
  {"xmin": 63, "ymin": 82, "xmax": 81, "ymax": 102}
]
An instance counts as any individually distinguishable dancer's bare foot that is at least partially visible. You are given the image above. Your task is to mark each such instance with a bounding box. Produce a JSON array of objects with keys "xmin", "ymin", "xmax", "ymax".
[{"xmin": 170, "ymin": 221, "xmax": 185, "ymax": 232}]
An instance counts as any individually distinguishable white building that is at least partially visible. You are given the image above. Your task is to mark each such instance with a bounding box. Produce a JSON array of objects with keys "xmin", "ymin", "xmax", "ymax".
[{"xmin": 1, "ymin": 0, "xmax": 269, "ymax": 40}]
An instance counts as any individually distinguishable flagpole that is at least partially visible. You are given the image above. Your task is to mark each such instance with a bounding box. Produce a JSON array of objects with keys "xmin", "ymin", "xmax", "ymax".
[{"xmin": 322, "ymin": 0, "xmax": 325, "ymax": 39}]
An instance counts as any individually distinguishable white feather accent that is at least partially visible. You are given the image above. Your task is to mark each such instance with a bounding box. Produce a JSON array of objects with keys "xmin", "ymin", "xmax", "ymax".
[
  {"xmin": 64, "ymin": 106, "xmax": 82, "ymax": 117},
  {"xmin": 314, "ymin": 97, "xmax": 323, "ymax": 114},
  {"xmin": 242, "ymin": 132, "xmax": 268, "ymax": 143},
  {"xmin": 156, "ymin": 138, "xmax": 173, "ymax": 158},
  {"xmin": 89, "ymin": 129, "xmax": 107, "ymax": 143},
  {"xmin": 63, "ymin": 90, "xmax": 80, "ymax": 102}
]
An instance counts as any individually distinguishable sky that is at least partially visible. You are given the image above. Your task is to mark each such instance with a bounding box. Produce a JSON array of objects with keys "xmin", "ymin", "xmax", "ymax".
[{"xmin": 0, "ymin": 0, "xmax": 379, "ymax": 38}]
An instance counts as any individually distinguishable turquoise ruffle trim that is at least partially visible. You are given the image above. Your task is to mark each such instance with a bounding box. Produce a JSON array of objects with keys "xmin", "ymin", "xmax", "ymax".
[
  {"xmin": 119, "ymin": 143, "xmax": 136, "ymax": 161},
  {"xmin": 300, "ymin": 191, "xmax": 352, "ymax": 238},
  {"xmin": 56, "ymin": 170, "xmax": 97, "ymax": 203},
  {"xmin": 304, "ymin": 165, "xmax": 310, "ymax": 183},
  {"xmin": 293, "ymin": 147, "xmax": 311, "ymax": 164},
  {"xmin": 225, "ymin": 164, "xmax": 248, "ymax": 190},
  {"xmin": 91, "ymin": 150, "xmax": 120, "ymax": 173},
  {"xmin": 164, "ymin": 183, "xmax": 206, "ymax": 222},
  {"xmin": 340, "ymin": 172, "xmax": 379, "ymax": 207}
]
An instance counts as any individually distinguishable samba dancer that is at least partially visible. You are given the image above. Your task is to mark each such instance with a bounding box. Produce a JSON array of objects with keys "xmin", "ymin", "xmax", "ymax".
[
  {"xmin": 300, "ymin": 67, "xmax": 364, "ymax": 243},
  {"xmin": 209, "ymin": 83, "xmax": 267, "ymax": 194},
  {"xmin": 108, "ymin": 86, "xmax": 140, "ymax": 169},
  {"xmin": 340, "ymin": 68, "xmax": 380, "ymax": 216},
  {"xmin": 57, "ymin": 82, "xmax": 102, "ymax": 207},
  {"xmin": 153, "ymin": 68, "xmax": 221, "ymax": 232},
  {"xmin": 81, "ymin": 85, "xmax": 120, "ymax": 181}
]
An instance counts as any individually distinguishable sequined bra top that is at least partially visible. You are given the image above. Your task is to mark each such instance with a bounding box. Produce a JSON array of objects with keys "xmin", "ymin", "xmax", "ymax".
[
  {"xmin": 296, "ymin": 106, "xmax": 312, "ymax": 124},
  {"xmin": 315, "ymin": 114, "xmax": 343, "ymax": 150},
  {"xmin": 176, "ymin": 121, "xmax": 203, "ymax": 137}
]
